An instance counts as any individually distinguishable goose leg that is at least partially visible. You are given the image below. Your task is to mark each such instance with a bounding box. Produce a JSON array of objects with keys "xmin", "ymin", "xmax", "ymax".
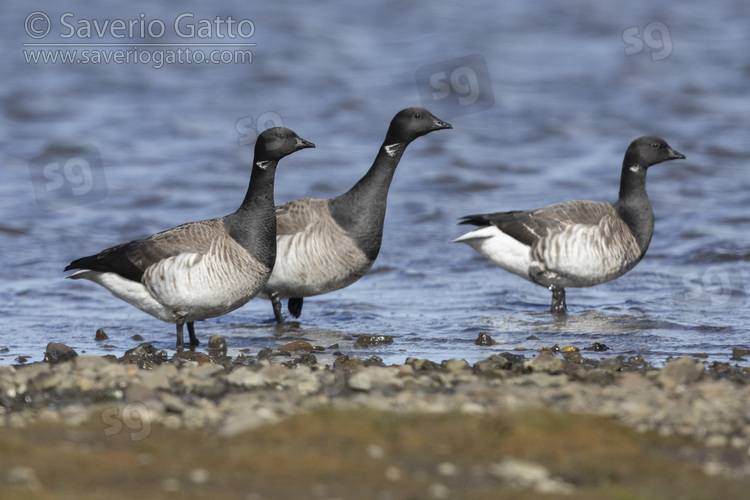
[
  {"xmin": 550, "ymin": 287, "xmax": 567, "ymax": 314},
  {"xmin": 288, "ymin": 297, "xmax": 304, "ymax": 319},
  {"xmin": 271, "ymin": 292, "xmax": 284, "ymax": 324},
  {"xmin": 187, "ymin": 321, "xmax": 199, "ymax": 346},
  {"xmin": 176, "ymin": 321, "xmax": 185, "ymax": 348}
]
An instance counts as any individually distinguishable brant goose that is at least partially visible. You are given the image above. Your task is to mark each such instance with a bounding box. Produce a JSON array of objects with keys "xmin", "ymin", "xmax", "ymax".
[
  {"xmin": 454, "ymin": 136, "xmax": 685, "ymax": 313},
  {"xmin": 261, "ymin": 107, "xmax": 452, "ymax": 322},
  {"xmin": 64, "ymin": 127, "xmax": 315, "ymax": 347}
]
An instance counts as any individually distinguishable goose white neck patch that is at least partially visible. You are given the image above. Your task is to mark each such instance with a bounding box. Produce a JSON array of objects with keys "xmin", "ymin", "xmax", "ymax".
[
  {"xmin": 629, "ymin": 165, "xmax": 644, "ymax": 173},
  {"xmin": 256, "ymin": 160, "xmax": 271, "ymax": 170},
  {"xmin": 384, "ymin": 143, "xmax": 402, "ymax": 157}
]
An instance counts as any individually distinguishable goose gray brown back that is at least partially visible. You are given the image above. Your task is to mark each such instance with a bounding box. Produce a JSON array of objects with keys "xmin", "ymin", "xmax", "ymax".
[
  {"xmin": 65, "ymin": 127, "xmax": 315, "ymax": 347},
  {"xmin": 260, "ymin": 107, "xmax": 452, "ymax": 322},
  {"xmin": 454, "ymin": 136, "xmax": 685, "ymax": 313}
]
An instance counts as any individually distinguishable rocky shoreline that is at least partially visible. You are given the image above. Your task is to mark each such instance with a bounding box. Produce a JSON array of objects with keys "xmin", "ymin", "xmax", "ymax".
[{"xmin": 3, "ymin": 336, "xmax": 750, "ymax": 453}]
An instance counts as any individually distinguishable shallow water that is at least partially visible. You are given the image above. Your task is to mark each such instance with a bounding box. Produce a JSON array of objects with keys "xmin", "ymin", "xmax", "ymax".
[{"xmin": 1, "ymin": 0, "xmax": 749, "ymax": 366}]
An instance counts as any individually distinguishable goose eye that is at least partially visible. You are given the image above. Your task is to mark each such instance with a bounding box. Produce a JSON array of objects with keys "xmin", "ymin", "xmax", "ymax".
[
  {"xmin": 414, "ymin": 113, "xmax": 421, "ymax": 119},
  {"xmin": 652, "ymin": 142, "xmax": 660, "ymax": 149},
  {"xmin": 279, "ymin": 134, "xmax": 286, "ymax": 139}
]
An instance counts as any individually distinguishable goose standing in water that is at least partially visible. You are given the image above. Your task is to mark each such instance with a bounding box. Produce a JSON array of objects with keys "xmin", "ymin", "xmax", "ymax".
[
  {"xmin": 454, "ymin": 136, "xmax": 685, "ymax": 313},
  {"xmin": 261, "ymin": 108, "xmax": 452, "ymax": 322},
  {"xmin": 65, "ymin": 127, "xmax": 315, "ymax": 347}
]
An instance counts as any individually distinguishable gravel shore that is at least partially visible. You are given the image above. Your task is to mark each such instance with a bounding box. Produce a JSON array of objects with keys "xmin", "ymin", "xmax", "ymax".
[
  {"xmin": 3, "ymin": 337, "xmax": 750, "ymax": 450},
  {"xmin": 3, "ymin": 337, "xmax": 750, "ymax": 498}
]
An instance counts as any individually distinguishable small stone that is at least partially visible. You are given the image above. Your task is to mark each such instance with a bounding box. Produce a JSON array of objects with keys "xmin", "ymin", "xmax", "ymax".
[
  {"xmin": 162, "ymin": 478, "xmax": 181, "ymax": 492},
  {"xmin": 277, "ymin": 340, "xmax": 313, "ymax": 353},
  {"xmin": 333, "ymin": 355, "xmax": 366, "ymax": 374},
  {"xmin": 172, "ymin": 351, "xmax": 211, "ymax": 364},
  {"xmin": 475, "ymin": 332, "xmax": 498, "ymax": 346},
  {"xmin": 561, "ymin": 345, "xmax": 578, "ymax": 353},
  {"xmin": 355, "ymin": 335, "xmax": 394, "ymax": 347},
  {"xmin": 366, "ymin": 444, "xmax": 386, "ymax": 459},
  {"xmin": 705, "ymin": 434, "xmax": 729, "ymax": 447},
  {"xmin": 75, "ymin": 355, "xmax": 115, "ymax": 371},
  {"xmin": 437, "ymin": 462, "xmax": 459, "ymax": 477},
  {"xmin": 428, "ymin": 482, "xmax": 450, "ymax": 499},
  {"xmin": 441, "ymin": 359, "xmax": 470, "ymax": 374},
  {"xmin": 7, "ymin": 466, "xmax": 41, "ymax": 491},
  {"xmin": 385, "ymin": 465, "xmax": 401, "ymax": 482},
  {"xmin": 348, "ymin": 370, "xmax": 373, "ymax": 392},
  {"xmin": 584, "ymin": 342, "xmax": 609, "ymax": 352},
  {"xmin": 137, "ymin": 368, "xmax": 171, "ymax": 391},
  {"xmin": 524, "ymin": 351, "xmax": 565, "ymax": 373},
  {"xmin": 190, "ymin": 363, "xmax": 224, "ymax": 380},
  {"xmin": 121, "ymin": 343, "xmax": 167, "ymax": 365},
  {"xmin": 44, "ymin": 342, "xmax": 78, "ymax": 364},
  {"xmin": 658, "ymin": 357, "xmax": 704, "ymax": 389},
  {"xmin": 131, "ymin": 334, "xmax": 144, "ymax": 341},
  {"xmin": 188, "ymin": 468, "xmax": 210, "ymax": 485},
  {"xmin": 95, "ymin": 329, "xmax": 109, "ymax": 341},
  {"xmin": 207, "ymin": 335, "xmax": 227, "ymax": 353}
]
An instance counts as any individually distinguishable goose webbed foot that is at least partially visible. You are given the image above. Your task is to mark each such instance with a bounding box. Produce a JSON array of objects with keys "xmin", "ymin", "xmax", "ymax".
[
  {"xmin": 550, "ymin": 287, "xmax": 567, "ymax": 315},
  {"xmin": 271, "ymin": 292, "xmax": 284, "ymax": 323},
  {"xmin": 288, "ymin": 297, "xmax": 303, "ymax": 319}
]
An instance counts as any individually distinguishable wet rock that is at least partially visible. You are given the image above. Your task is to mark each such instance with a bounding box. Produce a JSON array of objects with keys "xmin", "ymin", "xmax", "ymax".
[
  {"xmin": 584, "ymin": 342, "xmax": 610, "ymax": 352},
  {"xmin": 475, "ymin": 332, "xmax": 498, "ymax": 346},
  {"xmin": 277, "ymin": 340, "xmax": 313, "ymax": 353},
  {"xmin": 95, "ymin": 329, "xmax": 109, "ymax": 341},
  {"xmin": 44, "ymin": 342, "xmax": 78, "ymax": 364},
  {"xmin": 355, "ymin": 334, "xmax": 394, "ymax": 347},
  {"xmin": 256, "ymin": 347, "xmax": 274, "ymax": 360},
  {"xmin": 131, "ymin": 334, "xmax": 144, "ymax": 341},
  {"xmin": 121, "ymin": 343, "xmax": 168, "ymax": 366},
  {"xmin": 658, "ymin": 357, "xmax": 704, "ymax": 389},
  {"xmin": 362, "ymin": 356, "xmax": 386, "ymax": 368},
  {"xmin": 207, "ymin": 335, "xmax": 227, "ymax": 355},
  {"xmin": 283, "ymin": 353, "xmax": 318, "ymax": 368}
]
